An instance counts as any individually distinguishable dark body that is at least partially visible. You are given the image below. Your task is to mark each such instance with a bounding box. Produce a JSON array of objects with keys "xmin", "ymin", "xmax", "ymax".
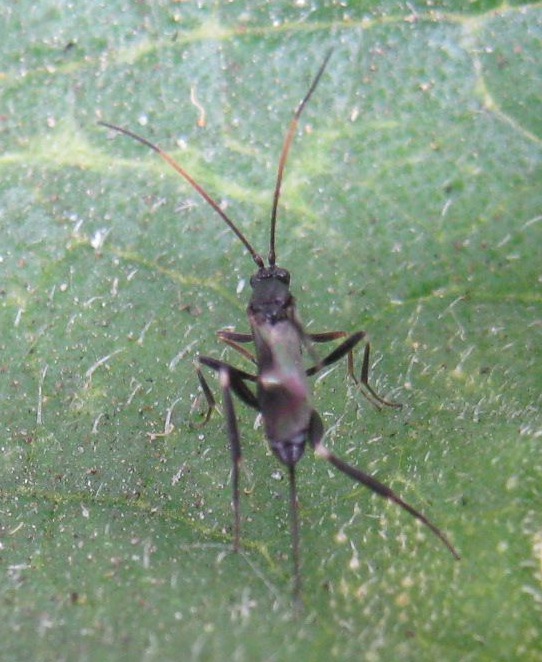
[{"xmin": 100, "ymin": 50, "xmax": 459, "ymax": 605}]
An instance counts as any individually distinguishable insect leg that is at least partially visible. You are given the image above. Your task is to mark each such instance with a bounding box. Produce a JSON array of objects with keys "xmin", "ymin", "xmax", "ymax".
[
  {"xmin": 193, "ymin": 362, "xmax": 217, "ymax": 427},
  {"xmin": 219, "ymin": 367, "xmax": 243, "ymax": 551},
  {"xmin": 197, "ymin": 355, "xmax": 259, "ymax": 411},
  {"xmin": 217, "ymin": 330, "xmax": 257, "ymax": 365},
  {"xmin": 307, "ymin": 411, "xmax": 460, "ymax": 559},
  {"xmin": 306, "ymin": 330, "xmax": 402, "ymax": 409},
  {"xmin": 288, "ymin": 464, "xmax": 303, "ymax": 610},
  {"xmin": 358, "ymin": 342, "xmax": 402, "ymax": 409},
  {"xmin": 308, "ymin": 330, "xmax": 351, "ymax": 343},
  {"xmin": 217, "ymin": 331, "xmax": 253, "ymax": 343},
  {"xmin": 193, "ymin": 358, "xmax": 260, "ymax": 549}
]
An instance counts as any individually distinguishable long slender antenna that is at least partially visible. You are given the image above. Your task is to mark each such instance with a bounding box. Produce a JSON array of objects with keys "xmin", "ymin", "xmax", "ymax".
[
  {"xmin": 98, "ymin": 121, "xmax": 265, "ymax": 270},
  {"xmin": 268, "ymin": 48, "xmax": 333, "ymax": 267}
]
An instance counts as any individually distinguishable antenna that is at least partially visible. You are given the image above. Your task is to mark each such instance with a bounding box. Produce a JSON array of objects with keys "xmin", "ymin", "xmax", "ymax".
[
  {"xmin": 268, "ymin": 49, "xmax": 333, "ymax": 266},
  {"xmin": 99, "ymin": 49, "xmax": 333, "ymax": 272},
  {"xmin": 98, "ymin": 121, "xmax": 265, "ymax": 269}
]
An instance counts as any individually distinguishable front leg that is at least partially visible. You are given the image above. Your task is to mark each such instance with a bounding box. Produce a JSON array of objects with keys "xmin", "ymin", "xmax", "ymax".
[{"xmin": 217, "ymin": 330, "xmax": 256, "ymax": 365}]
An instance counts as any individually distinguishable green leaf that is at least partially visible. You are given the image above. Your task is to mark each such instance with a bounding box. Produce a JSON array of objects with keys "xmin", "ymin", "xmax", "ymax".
[{"xmin": 1, "ymin": 2, "xmax": 540, "ymax": 660}]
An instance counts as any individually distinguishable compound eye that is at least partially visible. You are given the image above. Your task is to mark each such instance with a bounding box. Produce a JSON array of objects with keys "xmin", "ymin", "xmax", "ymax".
[{"xmin": 275, "ymin": 268, "xmax": 290, "ymax": 285}]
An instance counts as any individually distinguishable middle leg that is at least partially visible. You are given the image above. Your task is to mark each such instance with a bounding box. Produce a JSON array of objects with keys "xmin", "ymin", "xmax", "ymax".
[{"xmin": 306, "ymin": 330, "xmax": 402, "ymax": 409}]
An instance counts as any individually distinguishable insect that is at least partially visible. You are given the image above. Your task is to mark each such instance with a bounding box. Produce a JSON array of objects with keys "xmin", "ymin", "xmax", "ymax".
[{"xmin": 99, "ymin": 50, "xmax": 460, "ymax": 605}]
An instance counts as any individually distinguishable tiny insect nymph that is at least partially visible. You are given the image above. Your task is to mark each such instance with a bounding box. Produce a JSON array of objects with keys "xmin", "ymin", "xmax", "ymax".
[{"xmin": 100, "ymin": 49, "xmax": 459, "ymax": 606}]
